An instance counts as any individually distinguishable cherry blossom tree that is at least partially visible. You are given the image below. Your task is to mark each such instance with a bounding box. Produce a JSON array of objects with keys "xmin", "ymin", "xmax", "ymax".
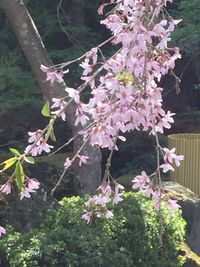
[{"xmin": 0, "ymin": 0, "xmax": 184, "ymax": 232}]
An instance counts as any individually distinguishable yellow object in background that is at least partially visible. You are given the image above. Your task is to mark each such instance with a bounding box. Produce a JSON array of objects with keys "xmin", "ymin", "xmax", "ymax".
[{"xmin": 168, "ymin": 133, "xmax": 200, "ymax": 196}]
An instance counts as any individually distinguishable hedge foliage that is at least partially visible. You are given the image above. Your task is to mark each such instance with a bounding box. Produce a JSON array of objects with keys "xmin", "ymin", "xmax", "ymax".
[{"xmin": 0, "ymin": 192, "xmax": 186, "ymax": 267}]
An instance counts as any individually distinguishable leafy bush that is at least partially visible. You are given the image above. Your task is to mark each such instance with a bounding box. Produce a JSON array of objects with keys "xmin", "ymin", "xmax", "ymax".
[{"xmin": 0, "ymin": 192, "xmax": 186, "ymax": 267}]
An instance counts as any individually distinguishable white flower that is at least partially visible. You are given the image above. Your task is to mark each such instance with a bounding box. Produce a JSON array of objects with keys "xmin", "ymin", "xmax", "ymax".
[{"xmin": 65, "ymin": 87, "xmax": 80, "ymax": 103}]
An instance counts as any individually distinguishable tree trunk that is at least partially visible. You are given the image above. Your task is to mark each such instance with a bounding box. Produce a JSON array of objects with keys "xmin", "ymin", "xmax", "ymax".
[{"xmin": 0, "ymin": 0, "xmax": 101, "ymax": 195}]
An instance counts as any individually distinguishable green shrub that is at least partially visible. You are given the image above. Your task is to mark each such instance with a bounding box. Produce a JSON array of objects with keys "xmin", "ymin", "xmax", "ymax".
[{"xmin": 0, "ymin": 192, "xmax": 186, "ymax": 267}]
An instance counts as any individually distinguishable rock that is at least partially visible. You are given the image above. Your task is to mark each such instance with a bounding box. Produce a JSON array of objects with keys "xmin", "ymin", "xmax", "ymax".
[
  {"xmin": 0, "ymin": 186, "xmax": 58, "ymax": 232},
  {"xmin": 163, "ymin": 181, "xmax": 200, "ymax": 267},
  {"xmin": 28, "ymin": 153, "xmax": 74, "ymax": 199}
]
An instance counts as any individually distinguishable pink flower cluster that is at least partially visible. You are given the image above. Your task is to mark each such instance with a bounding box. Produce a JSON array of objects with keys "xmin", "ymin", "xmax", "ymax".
[
  {"xmin": 132, "ymin": 171, "xmax": 180, "ymax": 211},
  {"xmin": 51, "ymin": 98, "xmax": 67, "ymax": 121},
  {"xmin": 0, "ymin": 177, "xmax": 40, "ymax": 199},
  {"xmin": 0, "ymin": 181, "xmax": 12, "ymax": 195},
  {"xmin": 39, "ymin": 0, "xmax": 183, "ymax": 218},
  {"xmin": 82, "ymin": 182, "xmax": 124, "ymax": 223},
  {"xmin": 64, "ymin": 154, "xmax": 89, "ymax": 169},
  {"xmin": 39, "ymin": 0, "xmax": 182, "ymax": 158},
  {"xmin": 69, "ymin": 0, "xmax": 182, "ymax": 152},
  {"xmin": 40, "ymin": 1, "xmax": 182, "ymax": 156},
  {"xmin": 40, "ymin": 65, "xmax": 69, "ymax": 84},
  {"xmin": 160, "ymin": 147, "xmax": 184, "ymax": 173},
  {"xmin": 80, "ymin": 47, "xmax": 98, "ymax": 76},
  {"xmin": 25, "ymin": 130, "xmax": 53, "ymax": 156},
  {"xmin": 20, "ymin": 178, "xmax": 40, "ymax": 200}
]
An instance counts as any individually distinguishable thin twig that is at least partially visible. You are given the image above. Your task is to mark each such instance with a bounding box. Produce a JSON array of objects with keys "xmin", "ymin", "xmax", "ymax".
[{"xmin": 51, "ymin": 136, "xmax": 90, "ymax": 196}]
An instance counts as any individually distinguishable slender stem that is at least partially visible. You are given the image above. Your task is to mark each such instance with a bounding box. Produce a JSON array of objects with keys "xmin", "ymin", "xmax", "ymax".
[
  {"xmin": 51, "ymin": 136, "xmax": 90, "ymax": 196},
  {"xmin": 170, "ymin": 69, "xmax": 181, "ymax": 94},
  {"xmin": 102, "ymin": 131, "xmax": 119, "ymax": 182},
  {"xmin": 155, "ymin": 132, "xmax": 162, "ymax": 188},
  {"xmin": 53, "ymin": 36, "xmax": 114, "ymax": 69},
  {"xmin": 155, "ymin": 131, "xmax": 165, "ymax": 245}
]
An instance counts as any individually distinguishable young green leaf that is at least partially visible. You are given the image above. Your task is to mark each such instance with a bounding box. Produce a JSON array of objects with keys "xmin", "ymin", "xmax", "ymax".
[
  {"xmin": 50, "ymin": 126, "xmax": 56, "ymax": 142},
  {"xmin": 9, "ymin": 148, "xmax": 21, "ymax": 157},
  {"xmin": 45, "ymin": 123, "xmax": 56, "ymax": 142},
  {"xmin": 15, "ymin": 162, "xmax": 25, "ymax": 190},
  {"xmin": 41, "ymin": 101, "xmax": 50, "ymax": 117},
  {"xmin": 24, "ymin": 156, "xmax": 35, "ymax": 164},
  {"xmin": 0, "ymin": 157, "xmax": 17, "ymax": 172}
]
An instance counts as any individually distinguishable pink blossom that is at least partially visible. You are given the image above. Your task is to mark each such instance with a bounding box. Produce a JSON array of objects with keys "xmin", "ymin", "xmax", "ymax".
[
  {"xmin": 152, "ymin": 112, "xmax": 175, "ymax": 134},
  {"xmin": 51, "ymin": 109, "xmax": 66, "ymax": 121},
  {"xmin": 75, "ymin": 114, "xmax": 89, "ymax": 126},
  {"xmin": 40, "ymin": 64, "xmax": 49, "ymax": 73},
  {"xmin": 95, "ymin": 194, "xmax": 110, "ymax": 207},
  {"xmin": 40, "ymin": 65, "xmax": 69, "ymax": 84},
  {"xmin": 51, "ymin": 98, "xmax": 63, "ymax": 109},
  {"xmin": 113, "ymin": 183, "xmax": 124, "ymax": 204},
  {"xmin": 167, "ymin": 198, "xmax": 180, "ymax": 211},
  {"xmin": 25, "ymin": 130, "xmax": 53, "ymax": 156},
  {"xmin": 51, "ymin": 98, "xmax": 67, "ymax": 121},
  {"xmin": 143, "ymin": 184, "xmax": 154, "ymax": 198},
  {"xmin": 64, "ymin": 158, "xmax": 72, "ymax": 169},
  {"xmin": 153, "ymin": 198, "xmax": 161, "ymax": 210},
  {"xmin": 113, "ymin": 193, "xmax": 123, "ymax": 204},
  {"xmin": 37, "ymin": 140, "xmax": 54, "ymax": 154},
  {"xmin": 94, "ymin": 184, "xmax": 112, "ymax": 206},
  {"xmin": 153, "ymin": 189, "xmax": 164, "ymax": 200},
  {"xmin": 24, "ymin": 145, "xmax": 40, "ymax": 156},
  {"xmin": 65, "ymin": 87, "xmax": 80, "ymax": 104},
  {"xmin": 99, "ymin": 184, "xmax": 112, "ymax": 196},
  {"xmin": 174, "ymin": 155, "xmax": 184, "ymax": 167},
  {"xmin": 105, "ymin": 210, "xmax": 114, "ymax": 219},
  {"xmin": 114, "ymin": 183, "xmax": 124, "ymax": 194},
  {"xmin": 132, "ymin": 171, "xmax": 150, "ymax": 190},
  {"xmin": 163, "ymin": 147, "xmax": 184, "ymax": 167},
  {"xmin": 0, "ymin": 181, "xmax": 12, "ymax": 195},
  {"xmin": 78, "ymin": 155, "xmax": 89, "ymax": 166},
  {"xmin": 82, "ymin": 211, "xmax": 93, "ymax": 224},
  {"xmin": 20, "ymin": 187, "xmax": 37, "ymax": 200},
  {"xmin": 27, "ymin": 178, "xmax": 40, "ymax": 190},
  {"xmin": 80, "ymin": 59, "xmax": 93, "ymax": 76},
  {"xmin": 75, "ymin": 104, "xmax": 89, "ymax": 126},
  {"xmin": 168, "ymin": 19, "xmax": 182, "ymax": 32},
  {"xmin": 86, "ymin": 47, "xmax": 98, "ymax": 64},
  {"xmin": 152, "ymin": 189, "xmax": 164, "ymax": 210},
  {"xmin": 163, "ymin": 147, "xmax": 176, "ymax": 163},
  {"xmin": 96, "ymin": 211, "xmax": 102, "ymax": 218},
  {"xmin": 27, "ymin": 130, "xmax": 43, "ymax": 143},
  {"xmin": 160, "ymin": 163, "xmax": 175, "ymax": 173},
  {"xmin": 0, "ymin": 226, "xmax": 6, "ymax": 237},
  {"xmin": 85, "ymin": 197, "xmax": 95, "ymax": 208},
  {"xmin": 118, "ymin": 135, "xmax": 126, "ymax": 142}
]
